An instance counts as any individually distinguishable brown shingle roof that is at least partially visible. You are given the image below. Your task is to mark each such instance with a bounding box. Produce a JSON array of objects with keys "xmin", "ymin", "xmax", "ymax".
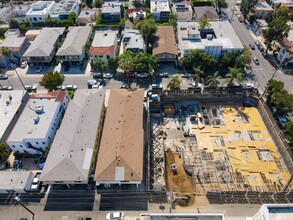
[
  {"xmin": 193, "ymin": 6, "xmax": 219, "ymax": 20},
  {"xmin": 94, "ymin": 89, "xmax": 144, "ymax": 182},
  {"xmin": 281, "ymin": 37, "xmax": 293, "ymax": 53},
  {"xmin": 153, "ymin": 26, "xmax": 178, "ymax": 56}
]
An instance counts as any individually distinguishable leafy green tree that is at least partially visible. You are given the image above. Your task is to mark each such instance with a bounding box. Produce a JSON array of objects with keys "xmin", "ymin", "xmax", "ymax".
[
  {"xmin": 242, "ymin": 45, "xmax": 252, "ymax": 65},
  {"xmin": 133, "ymin": 52, "xmax": 159, "ymax": 75},
  {"xmin": 271, "ymin": 91, "xmax": 293, "ymax": 114},
  {"xmin": 207, "ymin": 71, "xmax": 222, "ymax": 88},
  {"xmin": 190, "ymin": 66, "xmax": 204, "ymax": 85},
  {"xmin": 86, "ymin": 0, "xmax": 93, "ymax": 7},
  {"xmin": 136, "ymin": 18, "xmax": 158, "ymax": 48},
  {"xmin": 198, "ymin": 16, "xmax": 211, "ymax": 29},
  {"xmin": 118, "ymin": 51, "xmax": 135, "ymax": 74},
  {"xmin": 225, "ymin": 67, "xmax": 243, "ymax": 87},
  {"xmin": 1, "ymin": 46, "xmax": 12, "ymax": 60},
  {"xmin": 240, "ymin": 0, "xmax": 257, "ymax": 18},
  {"xmin": 9, "ymin": 19, "xmax": 20, "ymax": 29},
  {"xmin": 263, "ymin": 6, "xmax": 290, "ymax": 52},
  {"xmin": 167, "ymin": 75, "xmax": 181, "ymax": 90},
  {"xmin": 39, "ymin": 71, "xmax": 65, "ymax": 92},
  {"xmin": 218, "ymin": 54, "xmax": 233, "ymax": 69},
  {"xmin": 265, "ymin": 79, "xmax": 284, "ymax": 100},
  {"xmin": 0, "ymin": 143, "xmax": 10, "ymax": 161},
  {"xmin": 108, "ymin": 56, "xmax": 119, "ymax": 71},
  {"xmin": 91, "ymin": 59, "xmax": 106, "ymax": 81},
  {"xmin": 216, "ymin": 0, "xmax": 228, "ymax": 12},
  {"xmin": 94, "ymin": 0, "xmax": 103, "ymax": 7},
  {"xmin": 284, "ymin": 122, "xmax": 293, "ymax": 144}
]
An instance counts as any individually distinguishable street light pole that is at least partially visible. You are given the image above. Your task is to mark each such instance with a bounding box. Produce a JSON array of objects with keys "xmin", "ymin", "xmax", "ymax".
[
  {"xmin": 14, "ymin": 196, "xmax": 35, "ymax": 220},
  {"xmin": 14, "ymin": 69, "xmax": 26, "ymax": 90}
]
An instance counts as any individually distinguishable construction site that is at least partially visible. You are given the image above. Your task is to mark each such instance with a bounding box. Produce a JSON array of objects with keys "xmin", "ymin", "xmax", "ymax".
[{"xmin": 149, "ymin": 91, "xmax": 293, "ymax": 205}]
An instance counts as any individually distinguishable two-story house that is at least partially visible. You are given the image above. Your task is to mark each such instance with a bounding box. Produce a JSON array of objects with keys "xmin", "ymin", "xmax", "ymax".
[
  {"xmin": 76, "ymin": 6, "xmax": 100, "ymax": 25},
  {"xmin": 6, "ymin": 90, "xmax": 70, "ymax": 155},
  {"xmin": 89, "ymin": 29, "xmax": 119, "ymax": 63},
  {"xmin": 22, "ymin": 27, "xmax": 65, "ymax": 66},
  {"xmin": 172, "ymin": 4, "xmax": 193, "ymax": 21},
  {"xmin": 0, "ymin": 7, "xmax": 13, "ymax": 22},
  {"xmin": 56, "ymin": 26, "xmax": 92, "ymax": 64},
  {"xmin": 151, "ymin": 0, "xmax": 170, "ymax": 22},
  {"xmin": 120, "ymin": 29, "xmax": 146, "ymax": 54},
  {"xmin": 277, "ymin": 30, "xmax": 293, "ymax": 66},
  {"xmin": 26, "ymin": 1, "xmax": 57, "ymax": 26},
  {"xmin": 12, "ymin": 4, "xmax": 31, "ymax": 23},
  {"xmin": 101, "ymin": 2, "xmax": 124, "ymax": 23},
  {"xmin": 50, "ymin": 0, "xmax": 80, "ymax": 20}
]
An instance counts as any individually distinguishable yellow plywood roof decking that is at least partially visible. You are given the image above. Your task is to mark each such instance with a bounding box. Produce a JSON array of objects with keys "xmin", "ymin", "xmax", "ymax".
[{"xmin": 191, "ymin": 105, "xmax": 289, "ymax": 189}]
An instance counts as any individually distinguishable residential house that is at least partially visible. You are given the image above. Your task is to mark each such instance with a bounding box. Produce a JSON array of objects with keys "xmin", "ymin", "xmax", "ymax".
[
  {"xmin": 94, "ymin": 89, "xmax": 144, "ymax": 187},
  {"xmin": 172, "ymin": 4, "xmax": 193, "ymax": 21},
  {"xmin": 277, "ymin": 30, "xmax": 293, "ymax": 66},
  {"xmin": 254, "ymin": 1, "xmax": 274, "ymax": 20},
  {"xmin": 101, "ymin": 2, "xmax": 124, "ymax": 22},
  {"xmin": 0, "ymin": 29, "xmax": 30, "ymax": 67},
  {"xmin": 0, "ymin": 7, "xmax": 13, "ymax": 22},
  {"xmin": 40, "ymin": 90, "xmax": 105, "ymax": 184},
  {"xmin": 177, "ymin": 21, "xmax": 243, "ymax": 59},
  {"xmin": 26, "ymin": 1, "xmax": 57, "ymax": 26},
  {"xmin": 50, "ymin": 0, "xmax": 80, "ymax": 20},
  {"xmin": 56, "ymin": 26, "xmax": 92, "ymax": 64},
  {"xmin": 126, "ymin": 8, "xmax": 146, "ymax": 23},
  {"xmin": 22, "ymin": 27, "xmax": 65, "ymax": 65},
  {"xmin": 151, "ymin": 0, "xmax": 170, "ymax": 22},
  {"xmin": 193, "ymin": 6, "xmax": 219, "ymax": 21},
  {"xmin": 6, "ymin": 90, "xmax": 70, "ymax": 155},
  {"xmin": 76, "ymin": 6, "xmax": 100, "ymax": 25},
  {"xmin": 0, "ymin": 171, "xmax": 34, "ymax": 194},
  {"xmin": 0, "ymin": 91, "xmax": 29, "ymax": 142},
  {"xmin": 120, "ymin": 29, "xmax": 146, "ymax": 54},
  {"xmin": 89, "ymin": 29, "xmax": 118, "ymax": 63},
  {"xmin": 12, "ymin": 4, "xmax": 31, "ymax": 23},
  {"xmin": 252, "ymin": 19, "xmax": 268, "ymax": 36},
  {"xmin": 153, "ymin": 26, "xmax": 178, "ymax": 62}
]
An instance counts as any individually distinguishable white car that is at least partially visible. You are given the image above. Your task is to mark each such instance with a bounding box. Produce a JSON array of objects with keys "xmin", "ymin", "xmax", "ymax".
[
  {"xmin": 103, "ymin": 73, "xmax": 113, "ymax": 79},
  {"xmin": 137, "ymin": 72, "xmax": 148, "ymax": 78},
  {"xmin": 151, "ymin": 83, "xmax": 163, "ymax": 89},
  {"xmin": 57, "ymin": 85, "xmax": 66, "ymax": 90},
  {"xmin": 66, "ymin": 85, "xmax": 77, "ymax": 90},
  {"xmin": 106, "ymin": 212, "xmax": 125, "ymax": 220},
  {"xmin": 21, "ymin": 61, "xmax": 27, "ymax": 68},
  {"xmin": 36, "ymin": 66, "xmax": 43, "ymax": 73},
  {"xmin": 0, "ymin": 85, "xmax": 13, "ymax": 90},
  {"xmin": 181, "ymin": 73, "xmax": 190, "ymax": 78},
  {"xmin": 25, "ymin": 84, "xmax": 37, "ymax": 91},
  {"xmin": 245, "ymin": 82, "xmax": 255, "ymax": 88}
]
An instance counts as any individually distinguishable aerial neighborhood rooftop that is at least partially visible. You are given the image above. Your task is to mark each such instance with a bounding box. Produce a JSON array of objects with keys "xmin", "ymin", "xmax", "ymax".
[{"xmin": 0, "ymin": 0, "xmax": 293, "ymax": 219}]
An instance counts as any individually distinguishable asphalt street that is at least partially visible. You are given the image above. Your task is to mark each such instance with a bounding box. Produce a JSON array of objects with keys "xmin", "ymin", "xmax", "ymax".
[{"xmin": 225, "ymin": 0, "xmax": 293, "ymax": 93}]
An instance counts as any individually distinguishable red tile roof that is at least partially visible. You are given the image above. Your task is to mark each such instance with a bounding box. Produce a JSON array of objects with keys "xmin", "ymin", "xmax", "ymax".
[
  {"xmin": 89, "ymin": 46, "xmax": 115, "ymax": 56},
  {"xmin": 281, "ymin": 37, "xmax": 293, "ymax": 53},
  {"xmin": 30, "ymin": 90, "xmax": 66, "ymax": 102}
]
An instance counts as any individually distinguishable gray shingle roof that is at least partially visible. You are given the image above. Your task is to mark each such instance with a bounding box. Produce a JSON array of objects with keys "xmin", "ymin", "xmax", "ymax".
[
  {"xmin": 23, "ymin": 27, "xmax": 65, "ymax": 57},
  {"xmin": 56, "ymin": 26, "xmax": 92, "ymax": 56},
  {"xmin": 40, "ymin": 90, "xmax": 105, "ymax": 183}
]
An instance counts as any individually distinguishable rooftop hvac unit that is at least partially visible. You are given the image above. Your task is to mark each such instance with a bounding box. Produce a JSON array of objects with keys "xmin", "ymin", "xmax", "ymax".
[
  {"xmin": 207, "ymin": 34, "xmax": 213, "ymax": 40},
  {"xmin": 35, "ymin": 105, "xmax": 44, "ymax": 114}
]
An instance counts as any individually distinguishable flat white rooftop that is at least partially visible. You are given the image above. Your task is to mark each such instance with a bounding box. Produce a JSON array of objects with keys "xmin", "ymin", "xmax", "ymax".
[
  {"xmin": 7, "ymin": 96, "xmax": 61, "ymax": 141},
  {"xmin": 0, "ymin": 91, "xmax": 27, "ymax": 141},
  {"xmin": 140, "ymin": 213, "xmax": 225, "ymax": 220}
]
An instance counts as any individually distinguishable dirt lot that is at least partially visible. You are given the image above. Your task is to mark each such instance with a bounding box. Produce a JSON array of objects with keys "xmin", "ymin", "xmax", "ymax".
[{"xmin": 165, "ymin": 150, "xmax": 194, "ymax": 206}]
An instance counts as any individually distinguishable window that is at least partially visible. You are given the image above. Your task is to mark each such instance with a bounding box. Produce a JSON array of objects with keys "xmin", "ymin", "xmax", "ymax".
[
  {"xmin": 107, "ymin": 55, "xmax": 110, "ymax": 60},
  {"xmin": 33, "ymin": 17, "xmax": 37, "ymax": 21},
  {"xmin": 20, "ymin": 145, "xmax": 23, "ymax": 148},
  {"xmin": 42, "ymin": 142, "xmax": 45, "ymax": 144},
  {"xmin": 39, "ymin": 17, "xmax": 42, "ymax": 20},
  {"xmin": 12, "ymin": 145, "xmax": 15, "ymax": 148},
  {"xmin": 36, "ymin": 142, "xmax": 39, "ymax": 145}
]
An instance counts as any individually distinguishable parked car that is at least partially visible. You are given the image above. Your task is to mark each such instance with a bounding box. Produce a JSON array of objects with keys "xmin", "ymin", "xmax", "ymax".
[
  {"xmin": 277, "ymin": 115, "xmax": 288, "ymax": 128},
  {"xmin": 25, "ymin": 84, "xmax": 37, "ymax": 91},
  {"xmin": 93, "ymin": 72, "xmax": 102, "ymax": 79},
  {"xmin": 253, "ymin": 57, "xmax": 260, "ymax": 65},
  {"xmin": 151, "ymin": 83, "xmax": 163, "ymax": 89},
  {"xmin": 0, "ymin": 85, "xmax": 13, "ymax": 90},
  {"xmin": 103, "ymin": 73, "xmax": 113, "ymax": 79},
  {"xmin": 87, "ymin": 80, "xmax": 100, "ymax": 89},
  {"xmin": 36, "ymin": 66, "xmax": 43, "ymax": 73},
  {"xmin": 0, "ymin": 74, "xmax": 8, "ymax": 80},
  {"xmin": 181, "ymin": 73, "xmax": 190, "ymax": 78},
  {"xmin": 245, "ymin": 82, "xmax": 254, "ymax": 88},
  {"xmin": 57, "ymin": 85, "xmax": 66, "ymax": 90},
  {"xmin": 66, "ymin": 85, "xmax": 77, "ymax": 90},
  {"xmin": 21, "ymin": 61, "xmax": 27, "ymax": 68},
  {"xmin": 106, "ymin": 212, "xmax": 125, "ymax": 220},
  {"xmin": 9, "ymin": 63, "xmax": 16, "ymax": 69},
  {"xmin": 249, "ymin": 43, "xmax": 255, "ymax": 50},
  {"xmin": 120, "ymin": 84, "xmax": 128, "ymax": 89},
  {"xmin": 159, "ymin": 72, "xmax": 168, "ymax": 78},
  {"xmin": 137, "ymin": 72, "xmax": 148, "ymax": 78}
]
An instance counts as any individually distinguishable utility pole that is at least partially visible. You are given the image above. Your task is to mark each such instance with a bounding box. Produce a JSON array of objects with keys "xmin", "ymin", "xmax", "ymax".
[
  {"xmin": 261, "ymin": 68, "xmax": 279, "ymax": 99},
  {"xmin": 14, "ymin": 69, "xmax": 26, "ymax": 90},
  {"xmin": 14, "ymin": 196, "xmax": 35, "ymax": 220}
]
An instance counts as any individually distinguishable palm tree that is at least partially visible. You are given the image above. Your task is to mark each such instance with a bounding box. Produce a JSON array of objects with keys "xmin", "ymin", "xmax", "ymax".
[
  {"xmin": 118, "ymin": 51, "xmax": 135, "ymax": 87},
  {"xmin": 91, "ymin": 59, "xmax": 106, "ymax": 81},
  {"xmin": 207, "ymin": 71, "xmax": 222, "ymax": 88},
  {"xmin": 198, "ymin": 16, "xmax": 211, "ymax": 29},
  {"xmin": 190, "ymin": 66, "xmax": 204, "ymax": 86},
  {"xmin": 225, "ymin": 67, "xmax": 243, "ymax": 87},
  {"xmin": 167, "ymin": 75, "xmax": 181, "ymax": 90}
]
